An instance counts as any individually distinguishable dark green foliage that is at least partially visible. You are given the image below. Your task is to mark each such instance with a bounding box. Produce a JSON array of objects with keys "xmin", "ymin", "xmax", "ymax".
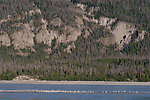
[
  {"xmin": 0, "ymin": 0, "xmax": 150, "ymax": 82},
  {"xmin": 71, "ymin": 0, "xmax": 79, "ymax": 4},
  {"xmin": 79, "ymin": 0, "xmax": 150, "ymax": 33},
  {"xmin": 0, "ymin": 70, "xmax": 17, "ymax": 80},
  {"xmin": 122, "ymin": 34, "xmax": 150, "ymax": 55},
  {"xmin": 0, "ymin": 57, "xmax": 149, "ymax": 81}
]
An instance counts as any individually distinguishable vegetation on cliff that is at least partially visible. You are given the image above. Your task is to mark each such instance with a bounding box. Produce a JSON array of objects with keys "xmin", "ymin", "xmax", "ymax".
[{"xmin": 0, "ymin": 0, "xmax": 150, "ymax": 81}]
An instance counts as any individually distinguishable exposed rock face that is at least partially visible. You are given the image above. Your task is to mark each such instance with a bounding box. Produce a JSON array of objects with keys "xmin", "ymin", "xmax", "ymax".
[
  {"xmin": 57, "ymin": 25, "xmax": 82, "ymax": 43},
  {"xmin": 0, "ymin": 1, "xmax": 148, "ymax": 55},
  {"xmin": 94, "ymin": 17, "xmax": 146, "ymax": 49},
  {"xmin": 83, "ymin": 13, "xmax": 138, "ymax": 49},
  {"xmin": 57, "ymin": 16, "xmax": 83, "ymax": 44},
  {"xmin": 79, "ymin": 4, "xmax": 147, "ymax": 49},
  {"xmin": 0, "ymin": 33, "xmax": 11, "ymax": 46},
  {"xmin": 81, "ymin": 5, "xmax": 146, "ymax": 49},
  {"xmin": 36, "ymin": 16, "xmax": 83, "ymax": 49},
  {"xmin": 36, "ymin": 18, "xmax": 56, "ymax": 46},
  {"xmin": 112, "ymin": 22, "xmax": 136, "ymax": 49},
  {"xmin": 135, "ymin": 30, "xmax": 146, "ymax": 42},
  {"xmin": 13, "ymin": 75, "xmax": 38, "ymax": 81},
  {"xmin": 11, "ymin": 24, "xmax": 35, "ymax": 49},
  {"xmin": 36, "ymin": 29, "xmax": 56, "ymax": 46},
  {"xmin": 99, "ymin": 17, "xmax": 117, "ymax": 29}
]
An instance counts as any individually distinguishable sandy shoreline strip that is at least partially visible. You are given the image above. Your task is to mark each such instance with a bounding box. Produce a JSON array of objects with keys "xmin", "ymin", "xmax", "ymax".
[{"xmin": 0, "ymin": 81, "xmax": 150, "ymax": 85}]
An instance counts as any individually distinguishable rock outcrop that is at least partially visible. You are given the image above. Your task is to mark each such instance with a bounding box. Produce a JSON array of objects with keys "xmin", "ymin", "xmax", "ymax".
[
  {"xmin": 80, "ymin": 5, "xmax": 146, "ymax": 49},
  {"xmin": 11, "ymin": 24, "xmax": 35, "ymax": 49},
  {"xmin": 112, "ymin": 22, "xmax": 136, "ymax": 49},
  {"xmin": 0, "ymin": 1, "xmax": 148, "ymax": 55},
  {"xmin": 36, "ymin": 19, "xmax": 56, "ymax": 46},
  {"xmin": 99, "ymin": 17, "xmax": 117, "ymax": 29},
  {"xmin": 13, "ymin": 75, "xmax": 38, "ymax": 81},
  {"xmin": 57, "ymin": 25, "xmax": 82, "ymax": 43},
  {"xmin": 0, "ymin": 33, "xmax": 11, "ymax": 46}
]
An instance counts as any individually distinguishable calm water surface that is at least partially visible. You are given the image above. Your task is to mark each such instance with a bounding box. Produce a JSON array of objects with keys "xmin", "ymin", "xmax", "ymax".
[{"xmin": 0, "ymin": 84, "xmax": 150, "ymax": 100}]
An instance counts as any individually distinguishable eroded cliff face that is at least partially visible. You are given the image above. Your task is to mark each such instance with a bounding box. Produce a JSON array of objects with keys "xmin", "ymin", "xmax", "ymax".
[
  {"xmin": 0, "ymin": 33, "xmax": 10, "ymax": 47},
  {"xmin": 80, "ymin": 4, "xmax": 147, "ymax": 49},
  {"xmin": 111, "ymin": 22, "xmax": 136, "ymax": 49},
  {"xmin": 11, "ymin": 24, "xmax": 35, "ymax": 49},
  {"xmin": 0, "ymin": 1, "xmax": 148, "ymax": 55},
  {"xmin": 35, "ymin": 18, "xmax": 56, "ymax": 46},
  {"xmin": 36, "ymin": 16, "xmax": 83, "ymax": 47}
]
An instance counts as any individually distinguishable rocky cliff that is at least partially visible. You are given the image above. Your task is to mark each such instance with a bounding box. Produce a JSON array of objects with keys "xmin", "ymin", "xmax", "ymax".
[
  {"xmin": 0, "ymin": 0, "xmax": 150, "ymax": 81},
  {"xmin": 0, "ymin": 0, "xmax": 148, "ymax": 55}
]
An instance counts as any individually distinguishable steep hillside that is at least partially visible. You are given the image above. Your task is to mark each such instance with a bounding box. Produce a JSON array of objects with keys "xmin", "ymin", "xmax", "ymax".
[{"xmin": 0, "ymin": 0, "xmax": 150, "ymax": 81}]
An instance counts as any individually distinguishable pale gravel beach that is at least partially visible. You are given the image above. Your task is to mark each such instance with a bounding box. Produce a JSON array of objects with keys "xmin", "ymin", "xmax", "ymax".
[{"xmin": 0, "ymin": 80, "xmax": 150, "ymax": 85}]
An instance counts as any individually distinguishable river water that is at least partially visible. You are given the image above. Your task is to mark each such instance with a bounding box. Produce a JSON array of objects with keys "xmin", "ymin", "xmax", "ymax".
[{"xmin": 0, "ymin": 84, "xmax": 150, "ymax": 100}]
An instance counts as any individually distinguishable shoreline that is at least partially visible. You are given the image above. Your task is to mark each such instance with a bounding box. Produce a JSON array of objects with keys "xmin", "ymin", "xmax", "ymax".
[{"xmin": 0, "ymin": 80, "xmax": 150, "ymax": 85}]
